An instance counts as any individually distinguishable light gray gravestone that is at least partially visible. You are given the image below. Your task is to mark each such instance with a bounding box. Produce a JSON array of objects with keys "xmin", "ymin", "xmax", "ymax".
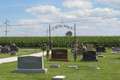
[
  {"xmin": 88, "ymin": 66, "xmax": 100, "ymax": 69},
  {"xmin": 111, "ymin": 47, "xmax": 120, "ymax": 54},
  {"xmin": 96, "ymin": 52, "xmax": 102, "ymax": 56},
  {"xmin": 67, "ymin": 66, "xmax": 78, "ymax": 69},
  {"xmin": 111, "ymin": 52, "xmax": 118, "ymax": 54},
  {"xmin": 50, "ymin": 65, "xmax": 60, "ymax": 68},
  {"xmin": 14, "ymin": 56, "xmax": 47, "ymax": 73},
  {"xmin": 52, "ymin": 76, "xmax": 66, "ymax": 80}
]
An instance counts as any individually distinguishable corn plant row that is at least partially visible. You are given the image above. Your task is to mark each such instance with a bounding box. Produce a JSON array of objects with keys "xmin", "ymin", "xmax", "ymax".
[{"xmin": 0, "ymin": 36, "xmax": 120, "ymax": 47}]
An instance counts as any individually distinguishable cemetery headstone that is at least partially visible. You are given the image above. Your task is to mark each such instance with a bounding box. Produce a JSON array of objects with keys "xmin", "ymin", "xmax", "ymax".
[
  {"xmin": 96, "ymin": 47, "xmax": 106, "ymax": 52},
  {"xmin": 86, "ymin": 44, "xmax": 94, "ymax": 51},
  {"xmin": 98, "ymin": 55, "xmax": 105, "ymax": 57},
  {"xmin": 48, "ymin": 40, "xmax": 53, "ymax": 50},
  {"xmin": 88, "ymin": 66, "xmax": 100, "ymax": 69},
  {"xmin": 50, "ymin": 65, "xmax": 60, "ymax": 68},
  {"xmin": 52, "ymin": 76, "xmax": 66, "ymax": 80},
  {"xmin": 77, "ymin": 50, "xmax": 83, "ymax": 56},
  {"xmin": 1, "ymin": 45, "xmax": 10, "ymax": 54},
  {"xmin": 10, "ymin": 51, "xmax": 16, "ymax": 55},
  {"xmin": 14, "ymin": 56, "xmax": 47, "ymax": 73},
  {"xmin": 96, "ymin": 52, "xmax": 102, "ymax": 56},
  {"xmin": 81, "ymin": 51, "xmax": 98, "ymax": 62},
  {"xmin": 73, "ymin": 40, "xmax": 78, "ymax": 50},
  {"xmin": 49, "ymin": 49, "xmax": 70, "ymax": 61},
  {"xmin": 111, "ymin": 47, "xmax": 120, "ymax": 54},
  {"xmin": 10, "ymin": 44, "xmax": 19, "ymax": 52},
  {"xmin": 67, "ymin": 66, "xmax": 78, "ymax": 69}
]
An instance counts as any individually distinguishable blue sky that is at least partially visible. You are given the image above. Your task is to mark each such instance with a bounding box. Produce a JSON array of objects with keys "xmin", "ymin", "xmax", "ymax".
[{"xmin": 0, "ymin": 0, "xmax": 120, "ymax": 37}]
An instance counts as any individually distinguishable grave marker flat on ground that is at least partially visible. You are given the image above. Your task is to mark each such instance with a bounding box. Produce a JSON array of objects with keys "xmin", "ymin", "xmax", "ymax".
[
  {"xmin": 52, "ymin": 76, "xmax": 65, "ymax": 80},
  {"xmin": 50, "ymin": 65, "xmax": 60, "ymax": 68},
  {"xmin": 14, "ymin": 56, "xmax": 47, "ymax": 73}
]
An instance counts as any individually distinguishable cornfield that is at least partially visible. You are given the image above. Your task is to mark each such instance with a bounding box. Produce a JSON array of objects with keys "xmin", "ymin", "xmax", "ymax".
[{"xmin": 0, "ymin": 36, "xmax": 120, "ymax": 47}]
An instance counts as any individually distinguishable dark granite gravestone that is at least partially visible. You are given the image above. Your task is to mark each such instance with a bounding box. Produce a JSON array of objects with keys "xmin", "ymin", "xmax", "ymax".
[
  {"xmin": 96, "ymin": 47, "xmax": 106, "ymax": 56},
  {"xmin": 48, "ymin": 40, "xmax": 53, "ymax": 50},
  {"xmin": 14, "ymin": 56, "xmax": 47, "ymax": 73},
  {"xmin": 0, "ymin": 45, "xmax": 10, "ymax": 54},
  {"xmin": 10, "ymin": 45, "xmax": 19, "ymax": 52},
  {"xmin": 81, "ymin": 51, "xmax": 98, "ymax": 62},
  {"xmin": 49, "ymin": 49, "xmax": 70, "ymax": 61},
  {"xmin": 86, "ymin": 44, "xmax": 94, "ymax": 51},
  {"xmin": 96, "ymin": 47, "xmax": 106, "ymax": 52}
]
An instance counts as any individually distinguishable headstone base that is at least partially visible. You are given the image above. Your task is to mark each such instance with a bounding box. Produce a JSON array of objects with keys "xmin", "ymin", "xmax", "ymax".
[
  {"xmin": 81, "ymin": 59, "xmax": 98, "ymax": 62},
  {"xmin": 10, "ymin": 51, "xmax": 16, "ymax": 55},
  {"xmin": 14, "ymin": 68, "xmax": 47, "ymax": 73},
  {"xmin": 49, "ymin": 59, "xmax": 70, "ymax": 62},
  {"xmin": 111, "ymin": 52, "xmax": 118, "ymax": 54}
]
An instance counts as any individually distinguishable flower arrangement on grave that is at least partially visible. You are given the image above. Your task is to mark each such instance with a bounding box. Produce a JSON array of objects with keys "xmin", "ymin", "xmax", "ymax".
[
  {"xmin": 0, "ymin": 45, "xmax": 3, "ymax": 49},
  {"xmin": 112, "ymin": 47, "xmax": 114, "ymax": 49},
  {"xmin": 40, "ymin": 43, "xmax": 47, "ymax": 56},
  {"xmin": 83, "ymin": 45, "xmax": 86, "ymax": 51},
  {"xmin": 78, "ymin": 43, "xmax": 83, "ymax": 50},
  {"xmin": 104, "ymin": 47, "xmax": 107, "ymax": 50},
  {"xmin": 73, "ymin": 49, "xmax": 77, "ymax": 61}
]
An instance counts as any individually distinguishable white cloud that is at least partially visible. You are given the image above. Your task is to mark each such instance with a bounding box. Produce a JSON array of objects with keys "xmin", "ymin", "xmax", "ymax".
[
  {"xmin": 25, "ymin": 5, "xmax": 120, "ymax": 20},
  {"xmin": 77, "ymin": 26, "xmax": 95, "ymax": 29},
  {"xmin": 63, "ymin": 0, "xmax": 93, "ymax": 9},
  {"xmin": 95, "ymin": 0, "xmax": 120, "ymax": 7},
  {"xmin": 19, "ymin": 19, "xmax": 53, "ymax": 24},
  {"xmin": 25, "ymin": 5, "xmax": 61, "ymax": 19}
]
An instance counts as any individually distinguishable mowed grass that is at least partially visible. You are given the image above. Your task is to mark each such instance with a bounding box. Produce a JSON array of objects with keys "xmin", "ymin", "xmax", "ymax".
[
  {"xmin": 0, "ymin": 48, "xmax": 120, "ymax": 80},
  {"xmin": 0, "ymin": 49, "xmax": 43, "ymax": 58}
]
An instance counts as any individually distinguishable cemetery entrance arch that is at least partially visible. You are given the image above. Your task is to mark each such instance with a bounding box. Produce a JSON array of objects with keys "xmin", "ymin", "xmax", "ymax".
[{"xmin": 46, "ymin": 20, "xmax": 77, "ymax": 49}]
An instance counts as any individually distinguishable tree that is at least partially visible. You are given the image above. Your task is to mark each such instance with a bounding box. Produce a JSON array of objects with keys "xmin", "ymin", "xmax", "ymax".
[{"xmin": 66, "ymin": 31, "xmax": 72, "ymax": 36}]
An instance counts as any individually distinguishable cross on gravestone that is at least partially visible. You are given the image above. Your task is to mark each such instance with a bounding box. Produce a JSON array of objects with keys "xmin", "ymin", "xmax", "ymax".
[
  {"xmin": 49, "ymin": 49, "xmax": 70, "ymax": 61},
  {"xmin": 14, "ymin": 56, "xmax": 47, "ymax": 73},
  {"xmin": 81, "ymin": 51, "xmax": 98, "ymax": 62}
]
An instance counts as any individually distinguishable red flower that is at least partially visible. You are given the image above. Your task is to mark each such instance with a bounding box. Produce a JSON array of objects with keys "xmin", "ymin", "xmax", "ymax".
[
  {"xmin": 112, "ymin": 47, "xmax": 114, "ymax": 49},
  {"xmin": 99, "ymin": 46, "xmax": 102, "ymax": 47}
]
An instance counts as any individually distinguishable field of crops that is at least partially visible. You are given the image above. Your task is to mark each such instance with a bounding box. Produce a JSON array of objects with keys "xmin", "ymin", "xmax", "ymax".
[{"xmin": 0, "ymin": 36, "xmax": 120, "ymax": 47}]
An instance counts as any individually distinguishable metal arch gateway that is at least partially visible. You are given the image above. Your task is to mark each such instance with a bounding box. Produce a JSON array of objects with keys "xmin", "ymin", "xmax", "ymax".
[{"xmin": 46, "ymin": 20, "xmax": 77, "ymax": 41}]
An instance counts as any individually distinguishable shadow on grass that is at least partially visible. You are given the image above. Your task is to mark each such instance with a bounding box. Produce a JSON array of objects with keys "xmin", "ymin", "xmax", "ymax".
[{"xmin": 11, "ymin": 71, "xmax": 14, "ymax": 73}]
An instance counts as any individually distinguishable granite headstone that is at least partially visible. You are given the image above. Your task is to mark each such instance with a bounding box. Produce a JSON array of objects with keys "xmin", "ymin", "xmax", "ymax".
[{"xmin": 14, "ymin": 56, "xmax": 47, "ymax": 73}]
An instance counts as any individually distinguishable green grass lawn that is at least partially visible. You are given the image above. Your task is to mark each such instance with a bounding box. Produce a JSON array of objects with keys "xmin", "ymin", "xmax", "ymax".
[
  {"xmin": 0, "ymin": 48, "xmax": 120, "ymax": 80},
  {"xmin": 0, "ymin": 49, "xmax": 43, "ymax": 58}
]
